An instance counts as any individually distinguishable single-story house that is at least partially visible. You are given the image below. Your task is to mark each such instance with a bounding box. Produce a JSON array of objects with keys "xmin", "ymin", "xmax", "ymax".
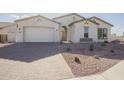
[
  {"xmin": 54, "ymin": 13, "xmax": 115, "ymax": 42},
  {"xmin": 0, "ymin": 13, "xmax": 116, "ymax": 43},
  {"xmin": 0, "ymin": 15, "xmax": 60, "ymax": 42}
]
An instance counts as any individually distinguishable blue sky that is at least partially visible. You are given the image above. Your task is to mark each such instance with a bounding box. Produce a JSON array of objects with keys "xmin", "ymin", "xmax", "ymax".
[{"xmin": 0, "ymin": 13, "xmax": 123, "ymax": 36}]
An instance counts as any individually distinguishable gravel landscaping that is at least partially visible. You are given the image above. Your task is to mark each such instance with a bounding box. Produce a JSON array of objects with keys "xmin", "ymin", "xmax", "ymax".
[
  {"xmin": 0, "ymin": 41, "xmax": 124, "ymax": 79},
  {"xmin": 62, "ymin": 41, "xmax": 124, "ymax": 77}
]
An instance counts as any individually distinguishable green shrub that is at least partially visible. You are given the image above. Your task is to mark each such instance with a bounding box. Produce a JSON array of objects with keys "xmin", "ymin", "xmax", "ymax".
[
  {"xmin": 66, "ymin": 47, "xmax": 72, "ymax": 52},
  {"xmin": 93, "ymin": 55, "xmax": 100, "ymax": 60},
  {"xmin": 101, "ymin": 43, "xmax": 106, "ymax": 46},
  {"xmin": 104, "ymin": 41, "xmax": 109, "ymax": 43},
  {"xmin": 89, "ymin": 43, "xmax": 94, "ymax": 51},
  {"xmin": 110, "ymin": 49, "xmax": 114, "ymax": 53},
  {"xmin": 74, "ymin": 57, "xmax": 81, "ymax": 64},
  {"xmin": 60, "ymin": 41, "xmax": 63, "ymax": 44},
  {"xmin": 80, "ymin": 38, "xmax": 84, "ymax": 42}
]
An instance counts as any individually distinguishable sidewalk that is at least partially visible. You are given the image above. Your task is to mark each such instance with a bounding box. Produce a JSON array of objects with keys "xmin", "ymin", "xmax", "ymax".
[{"xmin": 69, "ymin": 60, "xmax": 124, "ymax": 80}]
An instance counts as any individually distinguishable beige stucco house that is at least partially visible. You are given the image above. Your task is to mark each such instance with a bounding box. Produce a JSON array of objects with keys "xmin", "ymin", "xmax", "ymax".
[
  {"xmin": 0, "ymin": 13, "xmax": 116, "ymax": 43},
  {"xmin": 54, "ymin": 13, "xmax": 115, "ymax": 42},
  {"xmin": 0, "ymin": 15, "xmax": 60, "ymax": 42}
]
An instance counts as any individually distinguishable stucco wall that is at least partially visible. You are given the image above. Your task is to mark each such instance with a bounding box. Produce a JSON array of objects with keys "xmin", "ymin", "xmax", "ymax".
[
  {"xmin": 109, "ymin": 34, "xmax": 117, "ymax": 42},
  {"xmin": 69, "ymin": 25, "xmax": 75, "ymax": 42},
  {"xmin": 90, "ymin": 18, "xmax": 112, "ymax": 42},
  {"xmin": 54, "ymin": 15, "xmax": 83, "ymax": 26},
  {"xmin": 54, "ymin": 14, "xmax": 83, "ymax": 41},
  {"xmin": 15, "ymin": 16, "xmax": 60, "ymax": 42},
  {"xmin": 0, "ymin": 15, "xmax": 114, "ymax": 43},
  {"xmin": 70, "ymin": 21, "xmax": 98, "ymax": 42}
]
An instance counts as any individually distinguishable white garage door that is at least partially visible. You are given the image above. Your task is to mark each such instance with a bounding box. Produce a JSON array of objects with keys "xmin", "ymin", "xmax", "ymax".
[{"xmin": 24, "ymin": 27, "xmax": 54, "ymax": 42}]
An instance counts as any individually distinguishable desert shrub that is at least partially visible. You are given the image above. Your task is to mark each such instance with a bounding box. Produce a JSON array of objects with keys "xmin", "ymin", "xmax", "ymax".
[
  {"xmin": 74, "ymin": 57, "xmax": 81, "ymax": 64},
  {"xmin": 89, "ymin": 43, "xmax": 94, "ymax": 51},
  {"xmin": 104, "ymin": 41, "xmax": 109, "ymax": 43},
  {"xmin": 80, "ymin": 38, "xmax": 84, "ymax": 42},
  {"xmin": 93, "ymin": 55, "xmax": 100, "ymax": 60},
  {"xmin": 60, "ymin": 41, "xmax": 63, "ymax": 44},
  {"xmin": 66, "ymin": 47, "xmax": 72, "ymax": 52},
  {"xmin": 101, "ymin": 42, "xmax": 106, "ymax": 46},
  {"xmin": 110, "ymin": 49, "xmax": 115, "ymax": 53}
]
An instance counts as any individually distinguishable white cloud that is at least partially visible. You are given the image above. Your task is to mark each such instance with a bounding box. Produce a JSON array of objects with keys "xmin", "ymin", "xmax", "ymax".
[
  {"xmin": 9, "ymin": 13, "xmax": 64, "ymax": 20},
  {"xmin": 10, "ymin": 14, "xmax": 31, "ymax": 20},
  {"xmin": 10, "ymin": 14, "xmax": 19, "ymax": 19},
  {"xmin": 20, "ymin": 15, "xmax": 30, "ymax": 18}
]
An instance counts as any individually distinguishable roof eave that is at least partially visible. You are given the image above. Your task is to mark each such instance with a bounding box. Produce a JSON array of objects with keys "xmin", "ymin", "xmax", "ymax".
[
  {"xmin": 53, "ymin": 13, "xmax": 85, "ymax": 20},
  {"xmin": 15, "ymin": 15, "xmax": 61, "ymax": 24},
  {"xmin": 69, "ymin": 19, "xmax": 100, "ymax": 26},
  {"xmin": 90, "ymin": 16, "xmax": 114, "ymax": 27}
]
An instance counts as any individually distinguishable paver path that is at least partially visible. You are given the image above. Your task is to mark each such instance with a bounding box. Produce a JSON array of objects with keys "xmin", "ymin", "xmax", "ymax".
[{"xmin": 0, "ymin": 54, "xmax": 74, "ymax": 80}]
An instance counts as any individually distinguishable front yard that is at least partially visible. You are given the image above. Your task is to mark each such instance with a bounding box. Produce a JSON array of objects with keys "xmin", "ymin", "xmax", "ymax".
[
  {"xmin": 0, "ymin": 41, "xmax": 124, "ymax": 79},
  {"xmin": 62, "ymin": 41, "xmax": 124, "ymax": 77}
]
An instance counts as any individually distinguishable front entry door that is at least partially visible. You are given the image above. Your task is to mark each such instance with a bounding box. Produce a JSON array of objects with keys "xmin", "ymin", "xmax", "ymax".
[
  {"xmin": 62, "ymin": 30, "xmax": 67, "ymax": 41},
  {"xmin": 61, "ymin": 26, "xmax": 67, "ymax": 41}
]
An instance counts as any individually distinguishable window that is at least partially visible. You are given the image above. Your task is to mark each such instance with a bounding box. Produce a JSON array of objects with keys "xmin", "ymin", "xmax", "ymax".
[
  {"xmin": 98, "ymin": 28, "xmax": 108, "ymax": 39},
  {"xmin": 84, "ymin": 26, "xmax": 89, "ymax": 38}
]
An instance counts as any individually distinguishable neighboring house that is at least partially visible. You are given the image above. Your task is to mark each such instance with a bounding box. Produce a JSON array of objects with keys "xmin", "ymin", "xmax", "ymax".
[
  {"xmin": 0, "ymin": 22, "xmax": 15, "ymax": 42},
  {"xmin": 0, "ymin": 13, "xmax": 115, "ymax": 43}
]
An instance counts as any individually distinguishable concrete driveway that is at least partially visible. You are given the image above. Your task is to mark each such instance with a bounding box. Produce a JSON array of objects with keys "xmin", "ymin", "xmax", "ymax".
[
  {"xmin": 0, "ymin": 54, "xmax": 74, "ymax": 80},
  {"xmin": 0, "ymin": 43, "xmax": 74, "ymax": 80}
]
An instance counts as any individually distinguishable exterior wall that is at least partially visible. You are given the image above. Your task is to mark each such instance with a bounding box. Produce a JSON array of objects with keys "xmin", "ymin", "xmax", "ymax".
[
  {"xmin": 90, "ymin": 18, "xmax": 112, "ymax": 42},
  {"xmin": 54, "ymin": 15, "xmax": 83, "ymax": 41},
  {"xmin": 109, "ymin": 34, "xmax": 116, "ymax": 42},
  {"xmin": 69, "ymin": 25, "xmax": 75, "ymax": 42},
  {"xmin": 54, "ymin": 15, "xmax": 83, "ymax": 26},
  {"xmin": 0, "ymin": 25, "xmax": 17, "ymax": 42},
  {"xmin": 0, "ymin": 15, "xmax": 114, "ymax": 43},
  {"xmin": 70, "ymin": 21, "xmax": 98, "ymax": 42},
  {"xmin": 15, "ymin": 16, "xmax": 60, "ymax": 42}
]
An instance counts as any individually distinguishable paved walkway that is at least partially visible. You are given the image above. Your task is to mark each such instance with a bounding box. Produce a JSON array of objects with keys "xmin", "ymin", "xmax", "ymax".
[
  {"xmin": 69, "ymin": 60, "xmax": 124, "ymax": 80},
  {"xmin": 0, "ymin": 54, "xmax": 74, "ymax": 80}
]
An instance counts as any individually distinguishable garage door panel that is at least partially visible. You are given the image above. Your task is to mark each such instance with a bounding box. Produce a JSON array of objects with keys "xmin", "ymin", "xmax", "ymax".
[{"xmin": 24, "ymin": 27, "xmax": 54, "ymax": 42}]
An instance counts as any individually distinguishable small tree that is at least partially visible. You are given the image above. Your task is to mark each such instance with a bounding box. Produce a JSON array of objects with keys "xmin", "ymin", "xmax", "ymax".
[
  {"xmin": 60, "ymin": 40, "xmax": 63, "ymax": 45},
  {"xmin": 66, "ymin": 47, "xmax": 72, "ymax": 52},
  {"xmin": 110, "ymin": 49, "xmax": 115, "ymax": 53},
  {"xmin": 104, "ymin": 41, "xmax": 108, "ymax": 43},
  {"xmin": 101, "ymin": 42, "xmax": 106, "ymax": 46},
  {"xmin": 74, "ymin": 57, "xmax": 81, "ymax": 64},
  {"xmin": 89, "ymin": 43, "xmax": 94, "ymax": 51}
]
